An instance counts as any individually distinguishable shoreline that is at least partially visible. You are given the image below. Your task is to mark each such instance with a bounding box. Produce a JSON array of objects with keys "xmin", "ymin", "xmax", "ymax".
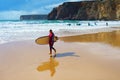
[
  {"xmin": 58, "ymin": 26, "xmax": 120, "ymax": 37},
  {"xmin": 59, "ymin": 30, "xmax": 120, "ymax": 48},
  {"xmin": 0, "ymin": 26, "xmax": 120, "ymax": 45}
]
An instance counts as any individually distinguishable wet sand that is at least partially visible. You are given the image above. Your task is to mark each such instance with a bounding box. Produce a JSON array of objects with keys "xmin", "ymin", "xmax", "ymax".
[
  {"xmin": 0, "ymin": 30, "xmax": 120, "ymax": 80},
  {"xmin": 60, "ymin": 30, "xmax": 120, "ymax": 47}
]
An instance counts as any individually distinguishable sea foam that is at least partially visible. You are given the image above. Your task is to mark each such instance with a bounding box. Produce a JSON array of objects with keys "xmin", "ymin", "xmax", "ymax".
[{"xmin": 0, "ymin": 20, "xmax": 120, "ymax": 44}]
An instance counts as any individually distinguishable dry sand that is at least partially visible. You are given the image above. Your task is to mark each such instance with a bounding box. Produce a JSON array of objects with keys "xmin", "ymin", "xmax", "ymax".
[{"xmin": 0, "ymin": 30, "xmax": 120, "ymax": 80}]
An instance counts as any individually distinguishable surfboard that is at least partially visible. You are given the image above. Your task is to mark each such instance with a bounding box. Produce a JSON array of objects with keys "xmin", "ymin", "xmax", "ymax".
[{"xmin": 35, "ymin": 36, "xmax": 58, "ymax": 45}]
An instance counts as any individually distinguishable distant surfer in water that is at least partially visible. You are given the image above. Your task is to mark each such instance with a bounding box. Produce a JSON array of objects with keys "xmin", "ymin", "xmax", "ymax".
[{"xmin": 49, "ymin": 29, "xmax": 56, "ymax": 57}]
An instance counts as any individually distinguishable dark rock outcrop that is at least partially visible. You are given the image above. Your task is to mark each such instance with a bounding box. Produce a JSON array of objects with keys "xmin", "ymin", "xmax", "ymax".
[
  {"xmin": 48, "ymin": 0, "xmax": 120, "ymax": 20},
  {"xmin": 20, "ymin": 14, "xmax": 47, "ymax": 20}
]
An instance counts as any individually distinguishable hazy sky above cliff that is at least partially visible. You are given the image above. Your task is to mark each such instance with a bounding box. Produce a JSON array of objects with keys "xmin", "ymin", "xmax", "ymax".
[{"xmin": 0, "ymin": 0, "xmax": 93, "ymax": 20}]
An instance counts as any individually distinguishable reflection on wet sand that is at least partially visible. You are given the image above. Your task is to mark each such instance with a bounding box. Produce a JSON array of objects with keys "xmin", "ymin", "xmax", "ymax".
[
  {"xmin": 60, "ymin": 30, "xmax": 120, "ymax": 47},
  {"xmin": 37, "ymin": 57, "xmax": 59, "ymax": 77}
]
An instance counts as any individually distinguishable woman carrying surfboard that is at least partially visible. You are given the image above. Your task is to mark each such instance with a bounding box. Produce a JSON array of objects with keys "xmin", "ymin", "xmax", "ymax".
[{"xmin": 49, "ymin": 29, "xmax": 56, "ymax": 57}]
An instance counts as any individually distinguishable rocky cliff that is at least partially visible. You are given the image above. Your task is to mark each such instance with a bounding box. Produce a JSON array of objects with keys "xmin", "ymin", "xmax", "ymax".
[
  {"xmin": 48, "ymin": 0, "xmax": 120, "ymax": 20},
  {"xmin": 20, "ymin": 14, "xmax": 47, "ymax": 20}
]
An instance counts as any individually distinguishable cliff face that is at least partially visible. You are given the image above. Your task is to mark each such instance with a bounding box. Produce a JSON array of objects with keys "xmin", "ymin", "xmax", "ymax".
[
  {"xmin": 20, "ymin": 15, "xmax": 47, "ymax": 20},
  {"xmin": 48, "ymin": 0, "xmax": 120, "ymax": 20}
]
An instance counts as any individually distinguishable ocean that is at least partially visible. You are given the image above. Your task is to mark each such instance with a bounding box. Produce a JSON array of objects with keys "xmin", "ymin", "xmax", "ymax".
[{"xmin": 0, "ymin": 20, "xmax": 120, "ymax": 44}]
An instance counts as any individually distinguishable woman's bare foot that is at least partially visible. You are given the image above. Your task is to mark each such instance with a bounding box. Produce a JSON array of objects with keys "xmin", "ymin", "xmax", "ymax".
[{"xmin": 49, "ymin": 53, "xmax": 52, "ymax": 57}]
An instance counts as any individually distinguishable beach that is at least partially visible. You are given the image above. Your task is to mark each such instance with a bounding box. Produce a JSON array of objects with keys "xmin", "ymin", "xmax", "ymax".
[
  {"xmin": 0, "ymin": 0, "xmax": 120, "ymax": 79},
  {"xmin": 0, "ymin": 30, "xmax": 120, "ymax": 80}
]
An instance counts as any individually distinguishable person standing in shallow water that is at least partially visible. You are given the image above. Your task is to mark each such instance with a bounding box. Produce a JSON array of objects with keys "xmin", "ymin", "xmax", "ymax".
[{"xmin": 49, "ymin": 29, "xmax": 56, "ymax": 57}]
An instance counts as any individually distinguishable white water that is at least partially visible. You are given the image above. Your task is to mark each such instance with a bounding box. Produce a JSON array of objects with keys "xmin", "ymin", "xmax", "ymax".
[{"xmin": 0, "ymin": 20, "xmax": 120, "ymax": 44}]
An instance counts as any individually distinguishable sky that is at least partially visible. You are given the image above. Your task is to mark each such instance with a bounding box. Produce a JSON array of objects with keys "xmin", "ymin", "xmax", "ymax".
[{"xmin": 0, "ymin": 0, "xmax": 91, "ymax": 20}]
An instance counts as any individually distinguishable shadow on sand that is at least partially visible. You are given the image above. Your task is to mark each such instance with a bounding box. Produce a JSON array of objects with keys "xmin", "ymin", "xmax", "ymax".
[
  {"xmin": 37, "ymin": 52, "xmax": 79, "ymax": 76},
  {"xmin": 56, "ymin": 52, "xmax": 80, "ymax": 58}
]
